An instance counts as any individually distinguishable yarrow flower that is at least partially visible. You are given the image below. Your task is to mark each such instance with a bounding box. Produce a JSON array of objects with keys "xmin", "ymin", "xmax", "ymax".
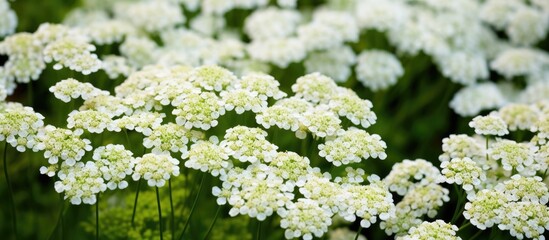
[
  {"xmin": 495, "ymin": 175, "xmax": 549, "ymax": 204},
  {"xmin": 383, "ymin": 159, "xmax": 442, "ymax": 196},
  {"xmin": 220, "ymin": 126, "xmax": 278, "ymax": 163},
  {"xmin": 188, "ymin": 65, "xmax": 236, "ymax": 92},
  {"xmin": 469, "ymin": 114, "xmax": 509, "ymax": 136},
  {"xmin": 341, "ymin": 178, "xmax": 395, "ymax": 228},
  {"xmin": 463, "ymin": 189, "xmax": 507, "ymax": 230},
  {"xmin": 35, "ymin": 125, "xmax": 92, "ymax": 166},
  {"xmin": 397, "ymin": 220, "xmax": 461, "ymax": 240},
  {"xmin": 440, "ymin": 157, "xmax": 486, "ymax": 192},
  {"xmin": 183, "ymin": 138, "xmax": 231, "ymax": 177},
  {"xmin": 110, "ymin": 112, "xmax": 165, "ymax": 135},
  {"xmin": 318, "ymin": 128, "xmax": 387, "ymax": 166},
  {"xmin": 268, "ymin": 151, "xmax": 311, "ymax": 186},
  {"xmin": 299, "ymin": 175, "xmax": 346, "ymax": 214},
  {"xmin": 278, "ymin": 198, "xmax": 333, "ymax": 240},
  {"xmin": 450, "ymin": 82, "xmax": 506, "ymax": 117},
  {"xmin": 172, "ymin": 91, "xmax": 225, "ymax": 130},
  {"xmin": 328, "ymin": 88, "xmax": 376, "ymax": 128},
  {"xmin": 221, "ymin": 89, "xmax": 267, "ymax": 114},
  {"xmin": 491, "ymin": 48, "xmax": 549, "ymax": 79},
  {"xmin": 498, "ymin": 103, "xmax": 540, "ymax": 131},
  {"xmin": 66, "ymin": 110, "xmax": 112, "ymax": 135},
  {"xmin": 237, "ymin": 73, "xmax": 286, "ymax": 100},
  {"xmin": 497, "ymin": 202, "xmax": 549, "ymax": 240},
  {"xmin": 43, "ymin": 35, "xmax": 102, "ymax": 75},
  {"xmin": 49, "ymin": 78, "xmax": 109, "ymax": 103},
  {"xmin": 489, "ymin": 139, "xmax": 538, "ymax": 175},
  {"xmin": 291, "ymin": 72, "xmax": 337, "ymax": 104},
  {"xmin": 0, "ymin": 104, "xmax": 44, "ymax": 152},
  {"xmin": 132, "ymin": 153, "xmax": 180, "ymax": 187},
  {"xmin": 299, "ymin": 107, "xmax": 343, "ymax": 138},
  {"xmin": 355, "ymin": 50, "xmax": 404, "ymax": 91},
  {"xmin": 54, "ymin": 161, "xmax": 107, "ymax": 205},
  {"xmin": 92, "ymin": 144, "xmax": 134, "ymax": 190},
  {"xmin": 439, "ymin": 134, "xmax": 485, "ymax": 163},
  {"xmin": 143, "ymin": 123, "xmax": 204, "ymax": 154}
]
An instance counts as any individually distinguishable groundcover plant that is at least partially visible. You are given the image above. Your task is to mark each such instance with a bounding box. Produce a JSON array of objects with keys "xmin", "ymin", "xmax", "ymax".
[{"xmin": 1, "ymin": 0, "xmax": 549, "ymax": 239}]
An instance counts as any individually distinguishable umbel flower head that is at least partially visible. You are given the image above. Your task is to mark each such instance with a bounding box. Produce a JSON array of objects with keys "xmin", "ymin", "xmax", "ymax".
[
  {"xmin": 35, "ymin": 125, "xmax": 92, "ymax": 166},
  {"xmin": 0, "ymin": 103, "xmax": 44, "ymax": 152},
  {"xmin": 278, "ymin": 198, "xmax": 333, "ymax": 240},
  {"xmin": 54, "ymin": 161, "xmax": 107, "ymax": 205},
  {"xmin": 92, "ymin": 144, "xmax": 135, "ymax": 190},
  {"xmin": 397, "ymin": 220, "xmax": 461, "ymax": 240},
  {"xmin": 183, "ymin": 137, "xmax": 232, "ymax": 177},
  {"xmin": 143, "ymin": 123, "xmax": 205, "ymax": 155},
  {"xmin": 132, "ymin": 153, "xmax": 180, "ymax": 187},
  {"xmin": 469, "ymin": 114, "xmax": 509, "ymax": 136}
]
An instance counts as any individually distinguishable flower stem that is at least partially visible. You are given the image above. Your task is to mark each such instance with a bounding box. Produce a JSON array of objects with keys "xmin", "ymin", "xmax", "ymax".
[
  {"xmin": 169, "ymin": 179, "xmax": 175, "ymax": 240},
  {"xmin": 96, "ymin": 193, "xmax": 100, "ymax": 240},
  {"xmin": 203, "ymin": 205, "xmax": 221, "ymax": 240},
  {"xmin": 48, "ymin": 195, "xmax": 65, "ymax": 240},
  {"xmin": 256, "ymin": 220, "xmax": 261, "ymax": 240},
  {"xmin": 354, "ymin": 225, "xmax": 363, "ymax": 240},
  {"xmin": 179, "ymin": 173, "xmax": 205, "ymax": 240},
  {"xmin": 3, "ymin": 142, "xmax": 17, "ymax": 239},
  {"xmin": 458, "ymin": 221, "xmax": 471, "ymax": 231},
  {"xmin": 131, "ymin": 179, "xmax": 142, "ymax": 227},
  {"xmin": 156, "ymin": 187, "xmax": 164, "ymax": 240}
]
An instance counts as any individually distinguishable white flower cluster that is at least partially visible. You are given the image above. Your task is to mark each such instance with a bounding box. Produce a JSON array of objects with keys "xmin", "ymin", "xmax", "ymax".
[
  {"xmin": 132, "ymin": 153, "xmax": 180, "ymax": 187},
  {"xmin": 220, "ymin": 126, "xmax": 278, "ymax": 163},
  {"xmin": 114, "ymin": 1, "xmax": 184, "ymax": 33},
  {"xmin": 279, "ymin": 199, "xmax": 333, "ymax": 240},
  {"xmin": 54, "ymin": 161, "xmax": 107, "ymax": 205},
  {"xmin": 341, "ymin": 179, "xmax": 396, "ymax": 228},
  {"xmin": 0, "ymin": 0, "xmax": 17, "ymax": 37},
  {"xmin": 469, "ymin": 114, "xmax": 509, "ymax": 136},
  {"xmin": 440, "ymin": 134, "xmax": 485, "ymax": 163},
  {"xmin": 0, "ymin": 33, "xmax": 46, "ymax": 85},
  {"xmin": 488, "ymin": 139, "xmax": 538, "ymax": 175},
  {"xmin": 318, "ymin": 128, "xmax": 387, "ymax": 166},
  {"xmin": 499, "ymin": 104, "xmax": 541, "ymax": 131},
  {"xmin": 43, "ymin": 35, "xmax": 102, "ymax": 75},
  {"xmin": 66, "ymin": 110, "xmax": 112, "ymax": 135},
  {"xmin": 92, "ymin": 144, "xmax": 134, "ymax": 190},
  {"xmin": 111, "ymin": 112, "xmax": 165, "ymax": 135},
  {"xmin": 35, "ymin": 125, "xmax": 92, "ymax": 166},
  {"xmin": 49, "ymin": 78, "xmax": 109, "ymax": 103},
  {"xmin": 450, "ymin": 82, "xmax": 507, "ymax": 117},
  {"xmin": 355, "ymin": 50, "xmax": 404, "ymax": 91},
  {"xmin": 328, "ymin": 88, "xmax": 376, "ymax": 128},
  {"xmin": 143, "ymin": 123, "xmax": 204, "ymax": 154},
  {"xmin": 0, "ymin": 104, "xmax": 44, "ymax": 152},
  {"xmin": 491, "ymin": 48, "xmax": 549, "ymax": 79},
  {"xmin": 440, "ymin": 157, "xmax": 486, "ymax": 192},
  {"xmin": 183, "ymin": 139, "xmax": 231, "ymax": 177},
  {"xmin": 383, "ymin": 159, "xmax": 442, "ymax": 196},
  {"xmin": 397, "ymin": 220, "xmax": 461, "ymax": 240}
]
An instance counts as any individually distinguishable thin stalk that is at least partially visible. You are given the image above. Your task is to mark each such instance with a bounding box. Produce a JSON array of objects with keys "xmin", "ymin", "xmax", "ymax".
[
  {"xmin": 203, "ymin": 205, "xmax": 221, "ymax": 240},
  {"xmin": 156, "ymin": 187, "xmax": 164, "ymax": 240},
  {"xmin": 256, "ymin": 220, "xmax": 261, "ymax": 240},
  {"xmin": 458, "ymin": 221, "xmax": 471, "ymax": 231},
  {"xmin": 470, "ymin": 230, "xmax": 483, "ymax": 240},
  {"xmin": 354, "ymin": 225, "xmax": 363, "ymax": 240},
  {"xmin": 48, "ymin": 194, "xmax": 65, "ymax": 240},
  {"xmin": 96, "ymin": 193, "xmax": 100, "ymax": 240},
  {"xmin": 169, "ymin": 179, "xmax": 175, "ymax": 240},
  {"xmin": 3, "ymin": 142, "xmax": 17, "ymax": 239},
  {"xmin": 131, "ymin": 179, "xmax": 142, "ymax": 227},
  {"xmin": 179, "ymin": 173, "xmax": 206, "ymax": 240}
]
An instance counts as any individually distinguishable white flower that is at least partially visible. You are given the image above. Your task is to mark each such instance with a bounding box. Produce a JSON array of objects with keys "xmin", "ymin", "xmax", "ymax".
[
  {"xmin": 0, "ymin": 0, "xmax": 17, "ymax": 37},
  {"xmin": 101, "ymin": 55, "xmax": 135, "ymax": 79},
  {"xmin": 498, "ymin": 103, "xmax": 541, "ymax": 131},
  {"xmin": 49, "ymin": 78, "xmax": 109, "ymax": 103},
  {"xmin": 297, "ymin": 22, "xmax": 343, "ymax": 52},
  {"xmin": 66, "ymin": 110, "xmax": 112, "ymax": 135},
  {"xmin": 398, "ymin": 220, "xmax": 461, "ymax": 240},
  {"xmin": 318, "ymin": 128, "xmax": 387, "ymax": 166},
  {"xmin": 491, "ymin": 48, "xmax": 549, "ymax": 79},
  {"xmin": 237, "ymin": 72, "xmax": 286, "ymax": 100},
  {"xmin": 327, "ymin": 88, "xmax": 376, "ymax": 128},
  {"xmin": 439, "ymin": 134, "xmax": 485, "ymax": 163},
  {"xmin": 279, "ymin": 198, "xmax": 333, "ymax": 240},
  {"xmin": 355, "ymin": 50, "xmax": 403, "ymax": 91},
  {"xmin": 247, "ymin": 38, "xmax": 306, "ymax": 68},
  {"xmin": 384, "ymin": 159, "xmax": 442, "ymax": 196},
  {"xmin": 183, "ymin": 139, "xmax": 231, "ymax": 177},
  {"xmin": 498, "ymin": 202, "xmax": 549, "ymax": 240},
  {"xmin": 304, "ymin": 46, "xmax": 356, "ymax": 83},
  {"xmin": 220, "ymin": 126, "xmax": 278, "ymax": 163},
  {"xmin": 489, "ymin": 139, "xmax": 537, "ymax": 174},
  {"xmin": 469, "ymin": 114, "xmax": 509, "ymax": 136},
  {"xmin": 0, "ymin": 104, "xmax": 44, "ymax": 152},
  {"xmin": 463, "ymin": 189, "xmax": 507, "ymax": 230},
  {"xmin": 189, "ymin": 65, "xmax": 236, "ymax": 92},
  {"xmin": 341, "ymin": 180, "xmax": 395, "ymax": 228},
  {"xmin": 54, "ymin": 161, "xmax": 107, "ymax": 205},
  {"xmin": 114, "ymin": 1, "xmax": 184, "ymax": 32},
  {"xmin": 244, "ymin": 7, "xmax": 301, "ymax": 41},
  {"xmin": 495, "ymin": 175, "xmax": 549, "ymax": 204},
  {"xmin": 435, "ymin": 52, "xmax": 489, "ymax": 85},
  {"xmin": 450, "ymin": 82, "xmax": 506, "ymax": 117},
  {"xmin": 92, "ymin": 144, "xmax": 134, "ymax": 190},
  {"xmin": 132, "ymin": 153, "xmax": 180, "ymax": 187},
  {"xmin": 506, "ymin": 7, "xmax": 549, "ymax": 46},
  {"xmin": 35, "ymin": 125, "xmax": 92, "ymax": 166},
  {"xmin": 440, "ymin": 157, "xmax": 486, "ymax": 192},
  {"xmin": 355, "ymin": 0, "xmax": 409, "ymax": 31},
  {"xmin": 291, "ymin": 72, "xmax": 337, "ymax": 104},
  {"xmin": 172, "ymin": 91, "xmax": 225, "ymax": 130},
  {"xmin": 43, "ymin": 35, "xmax": 102, "ymax": 75},
  {"xmin": 110, "ymin": 112, "xmax": 165, "ymax": 135}
]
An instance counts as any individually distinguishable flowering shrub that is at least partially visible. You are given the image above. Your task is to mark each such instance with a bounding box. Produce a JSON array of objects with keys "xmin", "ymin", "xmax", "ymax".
[{"xmin": 1, "ymin": 0, "xmax": 549, "ymax": 239}]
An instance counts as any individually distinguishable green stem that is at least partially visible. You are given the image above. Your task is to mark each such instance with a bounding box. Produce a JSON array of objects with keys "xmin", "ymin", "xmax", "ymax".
[
  {"xmin": 131, "ymin": 179, "xmax": 142, "ymax": 227},
  {"xmin": 354, "ymin": 225, "xmax": 363, "ymax": 240},
  {"xmin": 203, "ymin": 205, "xmax": 221, "ymax": 240},
  {"xmin": 256, "ymin": 220, "xmax": 261, "ymax": 240},
  {"xmin": 300, "ymin": 134, "xmax": 308, "ymax": 156},
  {"xmin": 458, "ymin": 221, "xmax": 471, "ymax": 231},
  {"xmin": 169, "ymin": 179, "xmax": 175, "ymax": 240},
  {"xmin": 96, "ymin": 193, "xmax": 100, "ymax": 240},
  {"xmin": 179, "ymin": 173, "xmax": 206, "ymax": 240},
  {"xmin": 3, "ymin": 142, "xmax": 17, "ymax": 239},
  {"xmin": 470, "ymin": 230, "xmax": 483, "ymax": 240},
  {"xmin": 156, "ymin": 187, "xmax": 164, "ymax": 240},
  {"xmin": 48, "ymin": 195, "xmax": 65, "ymax": 240}
]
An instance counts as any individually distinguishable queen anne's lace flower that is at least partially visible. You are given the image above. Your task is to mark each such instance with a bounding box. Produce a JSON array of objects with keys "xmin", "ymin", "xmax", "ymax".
[
  {"xmin": 237, "ymin": 73, "xmax": 286, "ymax": 100},
  {"xmin": 396, "ymin": 183, "xmax": 450, "ymax": 219},
  {"xmin": 80, "ymin": 95, "xmax": 130, "ymax": 118},
  {"xmin": 440, "ymin": 157, "xmax": 486, "ymax": 192},
  {"xmin": 43, "ymin": 35, "xmax": 102, "ymax": 75},
  {"xmin": 341, "ymin": 178, "xmax": 395, "ymax": 228},
  {"xmin": 221, "ymin": 89, "xmax": 267, "ymax": 114},
  {"xmin": 172, "ymin": 91, "xmax": 225, "ymax": 130},
  {"xmin": 0, "ymin": 0, "xmax": 17, "ymax": 37},
  {"xmin": 189, "ymin": 65, "xmax": 236, "ymax": 92},
  {"xmin": 244, "ymin": 7, "xmax": 301, "ymax": 41},
  {"xmin": 469, "ymin": 115, "xmax": 509, "ymax": 136},
  {"xmin": 495, "ymin": 175, "xmax": 549, "ymax": 204},
  {"xmin": 436, "ymin": 52, "xmax": 489, "ymax": 85},
  {"xmin": 132, "ymin": 153, "xmax": 180, "ymax": 187},
  {"xmin": 67, "ymin": 110, "xmax": 112, "ymax": 135},
  {"xmin": 114, "ymin": 1, "xmax": 184, "ymax": 33},
  {"xmin": 489, "ymin": 139, "xmax": 537, "ymax": 174},
  {"xmin": 464, "ymin": 189, "xmax": 506, "ymax": 230},
  {"xmin": 299, "ymin": 107, "xmax": 343, "ymax": 138},
  {"xmin": 183, "ymin": 139, "xmax": 231, "ymax": 177},
  {"xmin": 299, "ymin": 175, "xmax": 347, "ymax": 214},
  {"xmin": 291, "ymin": 72, "xmax": 337, "ymax": 104},
  {"xmin": 220, "ymin": 126, "xmax": 278, "ymax": 163},
  {"xmin": 110, "ymin": 112, "xmax": 165, "ymax": 135},
  {"xmin": 355, "ymin": 50, "xmax": 404, "ymax": 91},
  {"xmin": 143, "ymin": 123, "xmax": 204, "ymax": 154},
  {"xmin": 397, "ymin": 220, "xmax": 461, "ymax": 240},
  {"xmin": 278, "ymin": 198, "xmax": 333, "ymax": 240},
  {"xmin": 0, "ymin": 104, "xmax": 44, "ymax": 152},
  {"xmin": 439, "ymin": 134, "xmax": 485, "ymax": 163},
  {"xmin": 491, "ymin": 48, "xmax": 549, "ymax": 78},
  {"xmin": 269, "ymin": 152, "xmax": 311, "ymax": 186},
  {"xmin": 54, "ymin": 161, "xmax": 107, "ymax": 205},
  {"xmin": 328, "ymin": 88, "xmax": 376, "ymax": 128},
  {"xmin": 35, "ymin": 125, "xmax": 92, "ymax": 166},
  {"xmin": 498, "ymin": 103, "xmax": 540, "ymax": 131},
  {"xmin": 449, "ymin": 82, "xmax": 506, "ymax": 117},
  {"xmin": 498, "ymin": 202, "xmax": 549, "ymax": 240},
  {"xmin": 247, "ymin": 38, "xmax": 306, "ymax": 68},
  {"xmin": 49, "ymin": 78, "xmax": 109, "ymax": 103},
  {"xmin": 318, "ymin": 128, "xmax": 387, "ymax": 166},
  {"xmin": 506, "ymin": 7, "xmax": 549, "ymax": 46},
  {"xmin": 384, "ymin": 159, "xmax": 442, "ymax": 196},
  {"xmin": 92, "ymin": 144, "xmax": 134, "ymax": 190}
]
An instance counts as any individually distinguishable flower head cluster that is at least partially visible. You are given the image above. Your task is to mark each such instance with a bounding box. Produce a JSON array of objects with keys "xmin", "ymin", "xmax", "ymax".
[
  {"xmin": 54, "ymin": 161, "xmax": 107, "ymax": 205},
  {"xmin": 440, "ymin": 157, "xmax": 486, "ymax": 192},
  {"xmin": 244, "ymin": 7, "xmax": 301, "ymax": 41},
  {"xmin": 397, "ymin": 220, "xmax": 461, "ymax": 240},
  {"xmin": 304, "ymin": 46, "xmax": 356, "ymax": 82},
  {"xmin": 495, "ymin": 175, "xmax": 549, "ymax": 204},
  {"xmin": 114, "ymin": 1, "xmax": 184, "ymax": 33},
  {"xmin": 383, "ymin": 159, "xmax": 442, "ymax": 196},
  {"xmin": 299, "ymin": 175, "xmax": 347, "ymax": 214},
  {"xmin": 269, "ymin": 151, "xmax": 311, "ymax": 186},
  {"xmin": 0, "ymin": 104, "xmax": 44, "ymax": 152},
  {"xmin": 92, "ymin": 144, "xmax": 134, "ymax": 190},
  {"xmin": 318, "ymin": 128, "xmax": 387, "ymax": 166},
  {"xmin": 300, "ymin": 107, "xmax": 343, "ymax": 138},
  {"xmin": 489, "ymin": 139, "xmax": 537, "ymax": 174},
  {"xmin": 49, "ymin": 78, "xmax": 109, "ymax": 103},
  {"xmin": 498, "ymin": 103, "xmax": 540, "ymax": 131},
  {"xmin": 498, "ymin": 202, "xmax": 549, "ymax": 240},
  {"xmin": 0, "ymin": 33, "xmax": 45, "ymax": 84},
  {"xmin": 469, "ymin": 114, "xmax": 509, "ymax": 136},
  {"xmin": 132, "ymin": 153, "xmax": 180, "ymax": 187},
  {"xmin": 143, "ymin": 123, "xmax": 204, "ymax": 154},
  {"xmin": 237, "ymin": 73, "xmax": 286, "ymax": 100},
  {"xmin": 172, "ymin": 91, "xmax": 225, "ymax": 130},
  {"xmin": 247, "ymin": 38, "xmax": 306, "ymax": 68},
  {"xmin": 0, "ymin": 0, "xmax": 17, "ymax": 37},
  {"xmin": 67, "ymin": 110, "xmax": 112, "ymax": 135},
  {"xmin": 291, "ymin": 72, "xmax": 337, "ymax": 104},
  {"xmin": 491, "ymin": 48, "xmax": 548, "ymax": 79},
  {"xmin": 341, "ymin": 179, "xmax": 395, "ymax": 228},
  {"xmin": 463, "ymin": 189, "xmax": 507, "ymax": 230},
  {"xmin": 221, "ymin": 89, "xmax": 267, "ymax": 114},
  {"xmin": 450, "ymin": 83, "xmax": 506, "ymax": 117},
  {"xmin": 84, "ymin": 20, "xmax": 136, "ymax": 45},
  {"xmin": 43, "ymin": 35, "xmax": 102, "ymax": 75},
  {"xmin": 111, "ymin": 112, "xmax": 165, "ymax": 135},
  {"xmin": 440, "ymin": 134, "xmax": 485, "ymax": 163},
  {"xmin": 189, "ymin": 65, "xmax": 236, "ymax": 92},
  {"xmin": 436, "ymin": 52, "xmax": 489, "ymax": 85},
  {"xmin": 328, "ymin": 88, "xmax": 376, "ymax": 128},
  {"xmin": 278, "ymin": 198, "xmax": 333, "ymax": 240},
  {"xmin": 183, "ymin": 139, "xmax": 231, "ymax": 177},
  {"xmin": 355, "ymin": 50, "xmax": 404, "ymax": 91},
  {"xmin": 220, "ymin": 126, "xmax": 278, "ymax": 163},
  {"xmin": 35, "ymin": 125, "xmax": 92, "ymax": 166}
]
